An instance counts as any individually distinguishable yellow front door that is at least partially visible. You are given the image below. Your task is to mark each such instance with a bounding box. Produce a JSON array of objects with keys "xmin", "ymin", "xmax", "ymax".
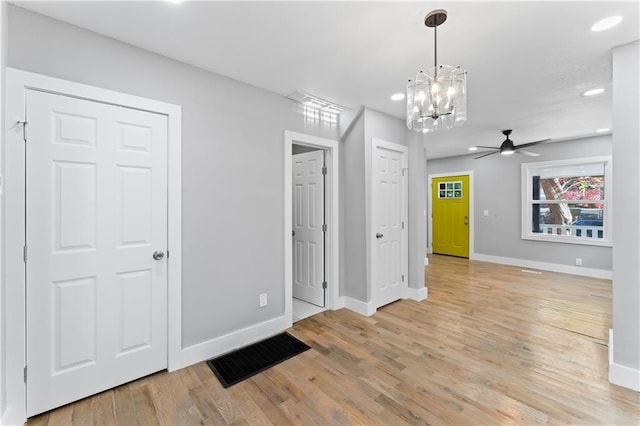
[{"xmin": 432, "ymin": 175, "xmax": 470, "ymax": 258}]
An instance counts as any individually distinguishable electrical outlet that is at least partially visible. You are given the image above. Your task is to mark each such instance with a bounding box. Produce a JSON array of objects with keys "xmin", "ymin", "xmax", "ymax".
[
  {"xmin": 259, "ymin": 293, "xmax": 268, "ymax": 307},
  {"xmin": 483, "ymin": 210, "xmax": 489, "ymax": 216},
  {"xmin": 575, "ymin": 258, "xmax": 583, "ymax": 266}
]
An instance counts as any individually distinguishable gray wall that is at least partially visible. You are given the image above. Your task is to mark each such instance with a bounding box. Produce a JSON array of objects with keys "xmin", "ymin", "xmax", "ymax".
[
  {"xmin": 363, "ymin": 109, "xmax": 408, "ymax": 301},
  {"xmin": 406, "ymin": 131, "xmax": 427, "ymax": 290},
  {"xmin": 427, "ymin": 135, "xmax": 613, "ymax": 272},
  {"xmin": 0, "ymin": 0, "xmax": 7, "ymax": 418},
  {"xmin": 340, "ymin": 110, "xmax": 366, "ymax": 300},
  {"xmin": 612, "ymin": 40, "xmax": 640, "ymax": 374},
  {"xmin": 6, "ymin": 5, "xmax": 339, "ymax": 348},
  {"xmin": 340, "ymin": 108, "xmax": 426, "ymax": 303}
]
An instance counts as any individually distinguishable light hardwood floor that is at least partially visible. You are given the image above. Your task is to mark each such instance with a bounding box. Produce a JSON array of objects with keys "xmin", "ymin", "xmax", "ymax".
[{"xmin": 29, "ymin": 255, "xmax": 639, "ymax": 425}]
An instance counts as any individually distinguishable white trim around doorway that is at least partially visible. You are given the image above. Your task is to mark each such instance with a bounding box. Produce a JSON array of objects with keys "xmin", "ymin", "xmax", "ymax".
[
  {"xmin": 3, "ymin": 68, "xmax": 182, "ymax": 425},
  {"xmin": 284, "ymin": 131, "xmax": 340, "ymax": 326}
]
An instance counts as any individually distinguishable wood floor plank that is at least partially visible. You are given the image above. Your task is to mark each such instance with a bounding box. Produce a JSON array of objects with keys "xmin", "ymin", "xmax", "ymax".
[
  {"xmin": 44, "ymin": 403, "xmax": 72, "ymax": 426},
  {"xmin": 112, "ymin": 385, "xmax": 139, "ymax": 426},
  {"xmin": 129, "ymin": 380, "xmax": 160, "ymax": 426},
  {"xmin": 29, "ymin": 255, "xmax": 640, "ymax": 425}
]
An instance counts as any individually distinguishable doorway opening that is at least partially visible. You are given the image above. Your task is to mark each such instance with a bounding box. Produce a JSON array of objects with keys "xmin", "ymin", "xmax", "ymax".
[
  {"xmin": 284, "ymin": 131, "xmax": 339, "ymax": 326},
  {"xmin": 428, "ymin": 171, "xmax": 474, "ymax": 259},
  {"xmin": 292, "ymin": 144, "xmax": 326, "ymax": 320}
]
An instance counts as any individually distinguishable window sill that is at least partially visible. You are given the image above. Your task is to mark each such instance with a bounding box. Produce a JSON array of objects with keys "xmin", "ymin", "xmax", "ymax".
[{"xmin": 522, "ymin": 233, "xmax": 612, "ymax": 247}]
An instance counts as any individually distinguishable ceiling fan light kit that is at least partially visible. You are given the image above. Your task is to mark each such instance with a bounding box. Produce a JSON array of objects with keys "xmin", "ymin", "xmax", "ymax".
[{"xmin": 406, "ymin": 9, "xmax": 467, "ymax": 133}]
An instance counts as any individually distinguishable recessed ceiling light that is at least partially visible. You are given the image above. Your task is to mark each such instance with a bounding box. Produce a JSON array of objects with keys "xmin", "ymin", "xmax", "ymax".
[
  {"xmin": 468, "ymin": 146, "xmax": 478, "ymax": 151},
  {"xmin": 166, "ymin": 0, "xmax": 185, "ymax": 4},
  {"xmin": 391, "ymin": 93, "xmax": 405, "ymax": 101},
  {"xmin": 596, "ymin": 128, "xmax": 610, "ymax": 133},
  {"xmin": 582, "ymin": 88, "xmax": 605, "ymax": 97},
  {"xmin": 591, "ymin": 16, "xmax": 622, "ymax": 32}
]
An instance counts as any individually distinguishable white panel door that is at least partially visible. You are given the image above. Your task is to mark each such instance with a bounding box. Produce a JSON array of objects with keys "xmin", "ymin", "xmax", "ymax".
[
  {"xmin": 372, "ymin": 141, "xmax": 407, "ymax": 308},
  {"xmin": 25, "ymin": 90, "xmax": 168, "ymax": 416},
  {"xmin": 292, "ymin": 150, "xmax": 325, "ymax": 307}
]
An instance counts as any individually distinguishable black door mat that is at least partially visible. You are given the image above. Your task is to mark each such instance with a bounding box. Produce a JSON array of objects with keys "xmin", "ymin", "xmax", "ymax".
[{"xmin": 206, "ymin": 332, "xmax": 311, "ymax": 388}]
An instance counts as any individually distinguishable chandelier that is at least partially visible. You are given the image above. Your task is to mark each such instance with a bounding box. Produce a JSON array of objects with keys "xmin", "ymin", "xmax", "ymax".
[{"xmin": 406, "ymin": 9, "xmax": 467, "ymax": 133}]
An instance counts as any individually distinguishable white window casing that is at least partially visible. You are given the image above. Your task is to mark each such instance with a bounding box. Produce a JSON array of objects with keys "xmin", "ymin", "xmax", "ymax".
[{"xmin": 521, "ymin": 156, "xmax": 612, "ymax": 247}]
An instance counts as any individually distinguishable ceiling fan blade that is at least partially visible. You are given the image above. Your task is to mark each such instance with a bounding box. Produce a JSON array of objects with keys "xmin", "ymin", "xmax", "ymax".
[
  {"xmin": 516, "ymin": 150, "xmax": 540, "ymax": 157},
  {"xmin": 515, "ymin": 138, "xmax": 551, "ymax": 149},
  {"xmin": 474, "ymin": 146, "xmax": 500, "ymax": 150},
  {"xmin": 474, "ymin": 151, "xmax": 499, "ymax": 159}
]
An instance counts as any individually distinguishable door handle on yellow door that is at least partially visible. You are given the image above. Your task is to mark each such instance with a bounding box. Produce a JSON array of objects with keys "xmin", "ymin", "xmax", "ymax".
[{"xmin": 464, "ymin": 216, "xmax": 469, "ymax": 225}]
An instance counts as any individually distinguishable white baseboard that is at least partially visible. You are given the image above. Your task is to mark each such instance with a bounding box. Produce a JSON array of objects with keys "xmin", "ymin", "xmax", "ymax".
[
  {"xmin": 1, "ymin": 405, "xmax": 25, "ymax": 426},
  {"xmin": 406, "ymin": 286, "xmax": 428, "ymax": 302},
  {"xmin": 340, "ymin": 296, "xmax": 376, "ymax": 316},
  {"xmin": 608, "ymin": 328, "xmax": 640, "ymax": 391},
  {"xmin": 176, "ymin": 315, "xmax": 289, "ymax": 371},
  {"xmin": 471, "ymin": 253, "xmax": 612, "ymax": 279},
  {"xmin": 424, "ymin": 257, "xmax": 429, "ymax": 266}
]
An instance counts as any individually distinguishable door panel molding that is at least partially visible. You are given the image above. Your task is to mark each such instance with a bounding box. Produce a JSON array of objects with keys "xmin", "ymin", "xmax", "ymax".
[
  {"xmin": 427, "ymin": 170, "xmax": 475, "ymax": 258},
  {"xmin": 4, "ymin": 68, "xmax": 182, "ymax": 424}
]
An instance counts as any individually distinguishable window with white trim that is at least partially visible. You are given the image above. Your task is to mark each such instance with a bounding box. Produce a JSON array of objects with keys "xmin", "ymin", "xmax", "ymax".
[{"xmin": 522, "ymin": 156, "xmax": 612, "ymax": 246}]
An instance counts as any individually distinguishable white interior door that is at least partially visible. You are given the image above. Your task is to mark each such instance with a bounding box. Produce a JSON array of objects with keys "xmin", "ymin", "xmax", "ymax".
[
  {"xmin": 372, "ymin": 140, "xmax": 408, "ymax": 308},
  {"xmin": 26, "ymin": 89, "xmax": 168, "ymax": 416},
  {"xmin": 292, "ymin": 150, "xmax": 325, "ymax": 307}
]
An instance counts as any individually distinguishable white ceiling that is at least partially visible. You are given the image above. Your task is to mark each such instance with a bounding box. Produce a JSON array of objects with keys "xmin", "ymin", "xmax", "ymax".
[{"xmin": 13, "ymin": 1, "xmax": 640, "ymax": 158}]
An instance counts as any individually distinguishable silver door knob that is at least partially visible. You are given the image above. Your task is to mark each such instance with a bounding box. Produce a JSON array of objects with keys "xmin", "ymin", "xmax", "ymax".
[
  {"xmin": 153, "ymin": 251, "xmax": 165, "ymax": 260},
  {"xmin": 376, "ymin": 233, "xmax": 384, "ymax": 239}
]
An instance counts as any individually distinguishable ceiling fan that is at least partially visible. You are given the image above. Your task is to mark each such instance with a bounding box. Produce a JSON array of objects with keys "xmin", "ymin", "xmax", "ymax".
[{"xmin": 474, "ymin": 130, "xmax": 550, "ymax": 159}]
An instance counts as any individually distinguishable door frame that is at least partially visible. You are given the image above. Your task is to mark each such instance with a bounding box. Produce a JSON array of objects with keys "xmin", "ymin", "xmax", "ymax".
[
  {"xmin": 284, "ymin": 131, "xmax": 339, "ymax": 325},
  {"xmin": 369, "ymin": 138, "xmax": 409, "ymax": 307},
  {"xmin": 427, "ymin": 171, "xmax": 474, "ymax": 257},
  {"xmin": 3, "ymin": 68, "xmax": 182, "ymax": 424}
]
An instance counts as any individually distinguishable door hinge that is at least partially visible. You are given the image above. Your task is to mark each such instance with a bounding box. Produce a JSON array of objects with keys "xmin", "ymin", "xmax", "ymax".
[
  {"xmin": 402, "ymin": 274, "xmax": 405, "ymax": 282},
  {"xmin": 322, "ymin": 166, "xmax": 327, "ymax": 175},
  {"xmin": 17, "ymin": 120, "xmax": 28, "ymax": 142},
  {"xmin": 322, "ymin": 281, "xmax": 327, "ymax": 289},
  {"xmin": 322, "ymin": 224, "xmax": 327, "ymax": 232},
  {"xmin": 23, "ymin": 245, "xmax": 27, "ymax": 263},
  {"xmin": 24, "ymin": 366, "xmax": 27, "ymax": 383},
  {"xmin": 402, "ymin": 221, "xmax": 405, "ymax": 230},
  {"xmin": 166, "ymin": 250, "xmax": 170, "ymax": 259}
]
